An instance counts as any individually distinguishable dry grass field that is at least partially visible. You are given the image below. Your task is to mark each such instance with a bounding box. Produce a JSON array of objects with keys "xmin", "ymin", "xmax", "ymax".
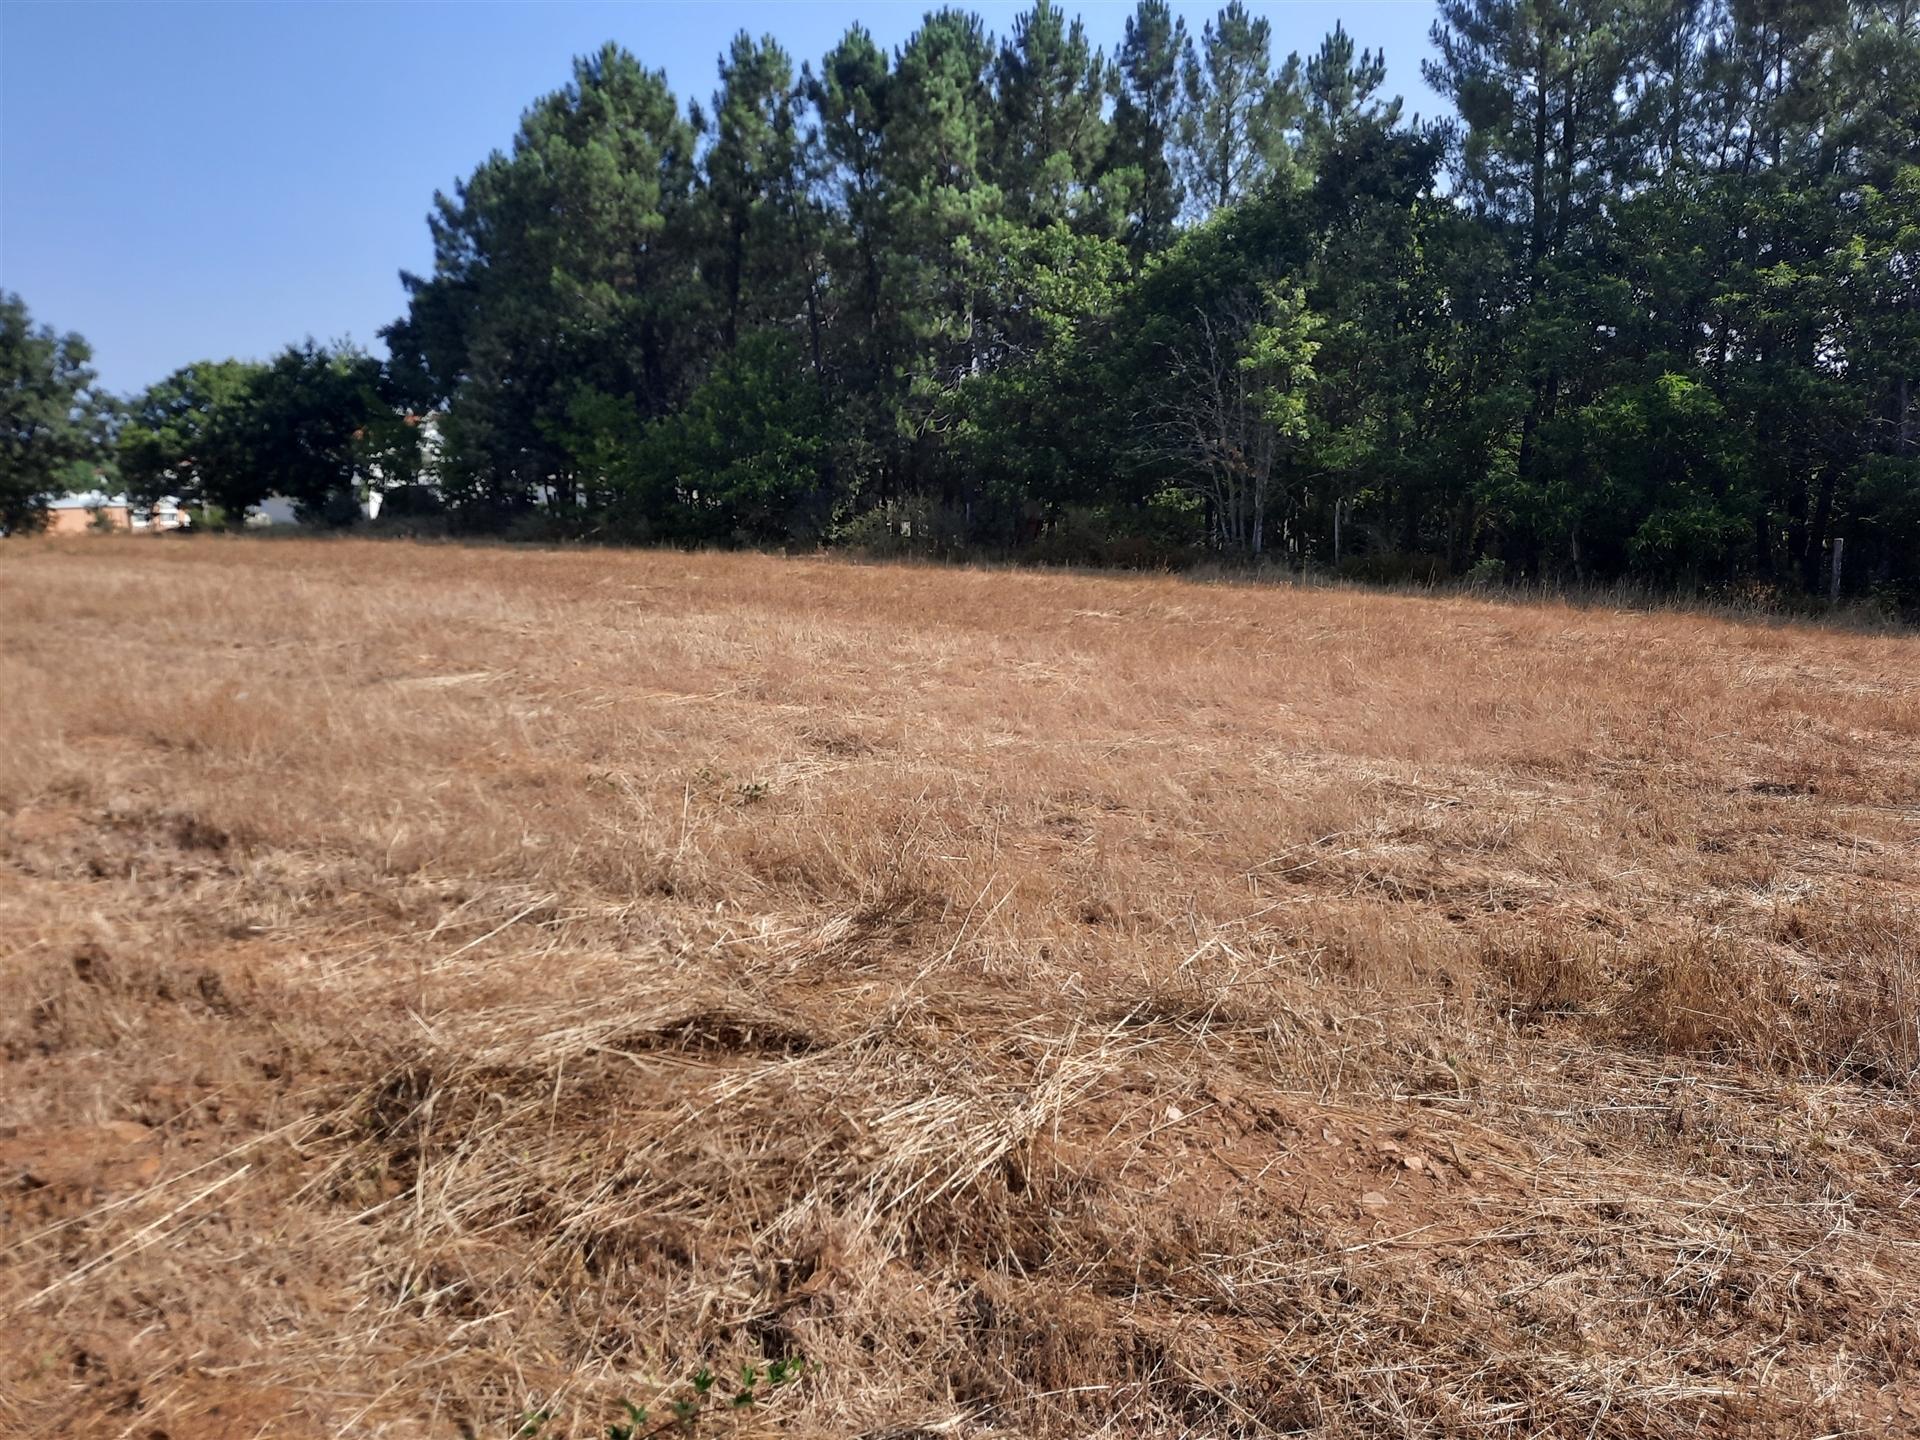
[{"xmin": 3, "ymin": 537, "xmax": 1918, "ymax": 1439}]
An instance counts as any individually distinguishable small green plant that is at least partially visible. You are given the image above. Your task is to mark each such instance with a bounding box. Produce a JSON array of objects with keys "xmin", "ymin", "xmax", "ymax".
[
  {"xmin": 689, "ymin": 764, "xmax": 771, "ymax": 808},
  {"xmin": 599, "ymin": 1356, "xmax": 811, "ymax": 1438},
  {"xmin": 1465, "ymin": 554, "xmax": 1507, "ymax": 589},
  {"xmin": 606, "ymin": 1400, "xmax": 648, "ymax": 1439}
]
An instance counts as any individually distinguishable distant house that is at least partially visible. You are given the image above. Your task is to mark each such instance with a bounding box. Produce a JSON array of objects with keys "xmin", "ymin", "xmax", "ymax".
[
  {"xmin": 137, "ymin": 497, "xmax": 190, "ymax": 532},
  {"xmin": 44, "ymin": 491, "xmax": 130, "ymax": 534},
  {"xmin": 41, "ymin": 491, "xmax": 190, "ymax": 535},
  {"xmin": 363, "ymin": 412, "xmax": 444, "ymax": 519}
]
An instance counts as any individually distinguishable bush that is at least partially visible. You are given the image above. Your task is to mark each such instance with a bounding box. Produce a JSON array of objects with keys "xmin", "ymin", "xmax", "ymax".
[
  {"xmin": 833, "ymin": 497, "xmax": 972, "ymax": 558},
  {"xmin": 832, "ymin": 506, "xmax": 900, "ymax": 553},
  {"xmin": 1094, "ymin": 532, "xmax": 1195, "ymax": 569},
  {"xmin": 1024, "ymin": 507, "xmax": 1109, "ymax": 567},
  {"xmin": 296, "ymin": 489, "xmax": 364, "ymax": 529},
  {"xmin": 1337, "ymin": 550, "xmax": 1452, "ymax": 586},
  {"xmin": 378, "ymin": 484, "xmax": 444, "ymax": 520},
  {"xmin": 1464, "ymin": 555, "xmax": 1507, "ymax": 588}
]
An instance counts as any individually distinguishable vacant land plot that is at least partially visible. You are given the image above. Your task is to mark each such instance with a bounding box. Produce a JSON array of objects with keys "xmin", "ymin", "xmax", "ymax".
[{"xmin": 2, "ymin": 538, "xmax": 1917, "ymax": 1438}]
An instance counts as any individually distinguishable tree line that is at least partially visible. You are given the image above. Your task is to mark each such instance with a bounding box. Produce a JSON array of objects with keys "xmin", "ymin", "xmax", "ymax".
[{"xmin": 6, "ymin": 1, "xmax": 1918, "ymax": 605}]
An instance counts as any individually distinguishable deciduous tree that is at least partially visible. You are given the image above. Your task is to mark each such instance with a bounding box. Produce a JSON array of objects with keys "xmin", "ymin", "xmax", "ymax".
[{"xmin": 1, "ymin": 293, "xmax": 105, "ymax": 533}]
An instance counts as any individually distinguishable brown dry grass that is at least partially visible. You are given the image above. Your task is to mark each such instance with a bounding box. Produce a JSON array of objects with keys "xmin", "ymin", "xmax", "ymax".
[{"xmin": 2, "ymin": 536, "xmax": 1918, "ymax": 1439}]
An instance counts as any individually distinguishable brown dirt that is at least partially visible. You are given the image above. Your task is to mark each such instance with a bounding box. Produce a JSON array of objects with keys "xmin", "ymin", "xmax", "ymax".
[{"xmin": 2, "ymin": 537, "xmax": 1917, "ymax": 1437}]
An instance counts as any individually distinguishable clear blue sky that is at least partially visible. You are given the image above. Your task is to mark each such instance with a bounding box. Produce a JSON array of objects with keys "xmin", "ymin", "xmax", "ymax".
[{"xmin": 0, "ymin": 1, "xmax": 1446, "ymax": 396}]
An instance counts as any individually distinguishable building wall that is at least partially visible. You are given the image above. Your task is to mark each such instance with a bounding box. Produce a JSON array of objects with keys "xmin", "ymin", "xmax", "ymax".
[{"xmin": 46, "ymin": 505, "xmax": 130, "ymax": 535}]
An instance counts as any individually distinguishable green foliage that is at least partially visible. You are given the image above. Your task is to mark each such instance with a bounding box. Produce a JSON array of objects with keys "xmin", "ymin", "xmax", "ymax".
[
  {"xmin": 1559, "ymin": 373, "xmax": 1751, "ymax": 581},
  {"xmin": 574, "ymin": 330, "xmax": 833, "ymax": 543},
  {"xmin": 1, "ymin": 291, "xmax": 107, "ymax": 533},
  {"xmin": 1240, "ymin": 282, "xmax": 1319, "ymax": 439},
  {"xmin": 1176, "ymin": 1, "xmax": 1303, "ymax": 213},
  {"xmin": 118, "ymin": 358, "xmax": 262, "ymax": 507},
  {"xmin": 951, "ymin": 219, "xmax": 1128, "ymax": 524},
  {"xmin": 236, "ymin": 342, "xmax": 389, "ymax": 523},
  {"xmin": 118, "ymin": 344, "xmax": 389, "ymax": 524},
  {"xmin": 1109, "ymin": 1, "xmax": 1188, "ymax": 257},
  {"xmin": 992, "ymin": 1, "xmax": 1110, "ymax": 228},
  {"xmin": 1856, "ymin": 455, "xmax": 1920, "ymax": 604},
  {"xmin": 385, "ymin": 43, "xmax": 701, "ymax": 523},
  {"xmin": 507, "ymin": 1355, "xmax": 811, "ymax": 1439},
  {"xmin": 700, "ymin": 32, "xmax": 811, "ymax": 349},
  {"xmin": 1302, "ymin": 21, "xmax": 1397, "ymax": 160}
]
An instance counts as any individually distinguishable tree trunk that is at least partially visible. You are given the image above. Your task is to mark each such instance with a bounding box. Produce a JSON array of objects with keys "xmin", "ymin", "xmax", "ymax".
[
  {"xmin": 724, "ymin": 216, "xmax": 746, "ymax": 350},
  {"xmin": 804, "ymin": 268, "xmax": 829, "ymax": 403},
  {"xmin": 1529, "ymin": 37, "xmax": 1550, "ymax": 281},
  {"xmin": 1801, "ymin": 461, "xmax": 1837, "ymax": 594}
]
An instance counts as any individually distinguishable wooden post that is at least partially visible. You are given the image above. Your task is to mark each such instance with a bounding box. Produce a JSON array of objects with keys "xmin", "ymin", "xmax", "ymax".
[{"xmin": 1830, "ymin": 536, "xmax": 1845, "ymax": 604}]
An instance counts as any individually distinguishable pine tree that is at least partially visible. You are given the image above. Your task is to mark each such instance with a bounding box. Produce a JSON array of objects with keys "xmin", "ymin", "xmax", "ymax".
[
  {"xmin": 991, "ymin": 1, "xmax": 1110, "ymax": 228},
  {"xmin": 384, "ymin": 44, "xmax": 698, "ymax": 517},
  {"xmin": 1108, "ymin": 0, "xmax": 1187, "ymax": 257},
  {"xmin": 1302, "ymin": 21, "xmax": 1398, "ymax": 160},
  {"xmin": 701, "ymin": 33, "xmax": 806, "ymax": 350},
  {"xmin": 884, "ymin": 11, "xmax": 1000, "ymax": 381},
  {"xmin": 1176, "ymin": 1, "xmax": 1303, "ymax": 217},
  {"xmin": 1425, "ymin": 0, "xmax": 1657, "ymax": 569},
  {"xmin": 809, "ymin": 25, "xmax": 894, "ymax": 385}
]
